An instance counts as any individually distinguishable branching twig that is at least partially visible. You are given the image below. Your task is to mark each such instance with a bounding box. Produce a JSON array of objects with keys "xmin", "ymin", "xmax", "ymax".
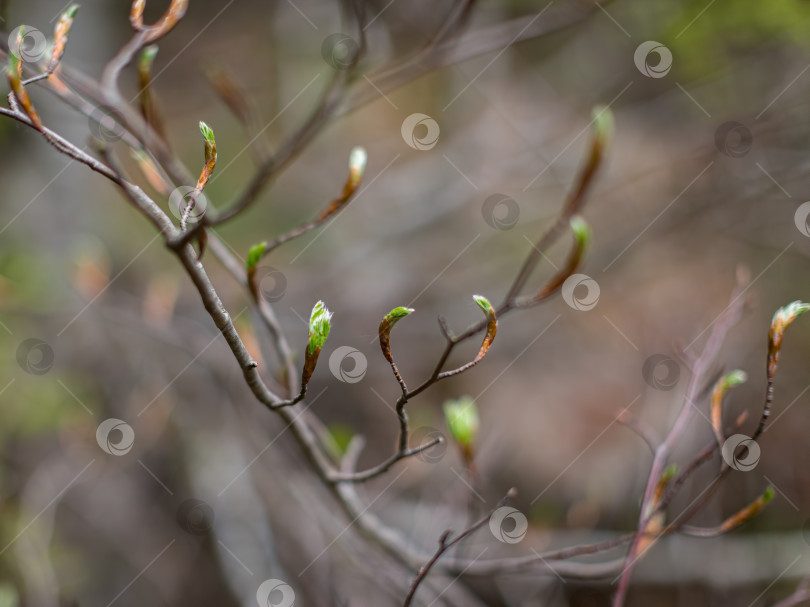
[
  {"xmin": 403, "ymin": 488, "xmax": 516, "ymax": 607},
  {"xmin": 330, "ymin": 109, "xmax": 610, "ymax": 483},
  {"xmin": 613, "ymin": 279, "xmax": 749, "ymax": 606},
  {"xmin": 2, "ymin": 4, "xmax": 789, "ymax": 602}
]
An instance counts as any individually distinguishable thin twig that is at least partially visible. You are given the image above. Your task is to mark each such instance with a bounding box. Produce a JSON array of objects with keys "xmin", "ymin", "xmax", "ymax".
[
  {"xmin": 613, "ymin": 279, "xmax": 749, "ymax": 606},
  {"xmin": 403, "ymin": 488, "xmax": 516, "ymax": 607}
]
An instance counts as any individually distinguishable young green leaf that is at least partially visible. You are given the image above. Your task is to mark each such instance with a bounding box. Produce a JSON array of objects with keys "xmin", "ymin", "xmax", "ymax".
[
  {"xmin": 384, "ymin": 306, "xmax": 414, "ymax": 326},
  {"xmin": 49, "ymin": 4, "xmax": 80, "ymax": 71},
  {"xmin": 194, "ymin": 121, "xmax": 217, "ymax": 190},
  {"xmin": 246, "ymin": 242, "xmax": 267, "ymax": 273},
  {"xmin": 379, "ymin": 306, "xmax": 413, "ymax": 391},
  {"xmin": 569, "ymin": 215, "xmax": 592, "ymax": 249},
  {"xmin": 759, "ymin": 300, "xmax": 810, "ymax": 438},
  {"xmin": 711, "ymin": 369, "xmax": 748, "ymax": 446},
  {"xmin": 348, "ymin": 146, "xmax": 367, "ymax": 188},
  {"xmin": 443, "ymin": 397, "xmax": 479, "ymax": 453},
  {"xmin": 308, "ymin": 301, "xmax": 333, "ymax": 354},
  {"xmin": 139, "ymin": 45, "xmax": 159, "ymax": 74},
  {"xmin": 6, "ymin": 28, "xmax": 42, "ymax": 129},
  {"xmin": 591, "ymin": 105, "xmax": 614, "ymax": 151},
  {"xmin": 472, "ymin": 294, "xmax": 497, "ymax": 360},
  {"xmin": 472, "ymin": 294, "xmax": 494, "ymax": 318},
  {"xmin": 199, "ymin": 121, "xmax": 215, "ymax": 144}
]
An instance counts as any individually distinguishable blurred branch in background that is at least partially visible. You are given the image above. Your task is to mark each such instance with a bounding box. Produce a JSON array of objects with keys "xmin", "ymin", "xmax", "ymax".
[{"xmin": 1, "ymin": 1, "xmax": 810, "ymax": 606}]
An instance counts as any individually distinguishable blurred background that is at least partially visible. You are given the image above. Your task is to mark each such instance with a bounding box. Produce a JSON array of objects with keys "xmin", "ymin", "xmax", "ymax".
[{"xmin": 2, "ymin": 0, "xmax": 810, "ymax": 605}]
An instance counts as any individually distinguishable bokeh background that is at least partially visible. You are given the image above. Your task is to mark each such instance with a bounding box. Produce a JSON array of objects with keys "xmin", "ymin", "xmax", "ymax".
[{"xmin": 2, "ymin": 0, "xmax": 810, "ymax": 605}]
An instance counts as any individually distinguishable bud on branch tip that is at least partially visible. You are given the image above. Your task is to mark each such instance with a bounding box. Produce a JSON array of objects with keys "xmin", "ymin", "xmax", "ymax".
[
  {"xmin": 569, "ymin": 215, "xmax": 591, "ymax": 248},
  {"xmin": 246, "ymin": 242, "xmax": 267, "ymax": 273},
  {"xmin": 473, "ymin": 294, "xmax": 497, "ymax": 360},
  {"xmin": 131, "ymin": 0, "xmax": 145, "ymax": 28},
  {"xmin": 194, "ymin": 121, "xmax": 217, "ymax": 192},
  {"xmin": 714, "ymin": 486, "xmax": 775, "ymax": 534},
  {"xmin": 591, "ymin": 105, "xmax": 614, "ymax": 149},
  {"xmin": 139, "ymin": 45, "xmax": 159, "ymax": 73},
  {"xmin": 6, "ymin": 28, "xmax": 42, "ymax": 129},
  {"xmin": 317, "ymin": 147, "xmax": 368, "ymax": 221},
  {"xmin": 758, "ymin": 301, "xmax": 809, "ymax": 438},
  {"xmin": 443, "ymin": 397, "xmax": 479, "ymax": 456},
  {"xmin": 348, "ymin": 146, "xmax": 367, "ymax": 188},
  {"xmin": 384, "ymin": 306, "xmax": 414, "ymax": 325},
  {"xmin": 199, "ymin": 121, "xmax": 215, "ymax": 144},
  {"xmin": 50, "ymin": 5, "xmax": 80, "ymax": 71},
  {"xmin": 767, "ymin": 300, "xmax": 809, "ymax": 382},
  {"xmin": 711, "ymin": 369, "xmax": 747, "ymax": 445},
  {"xmin": 770, "ymin": 301, "xmax": 810, "ymax": 337},
  {"xmin": 379, "ymin": 306, "xmax": 413, "ymax": 391},
  {"xmin": 308, "ymin": 301, "xmax": 332, "ymax": 354},
  {"xmin": 293, "ymin": 301, "xmax": 333, "ymax": 401},
  {"xmin": 472, "ymin": 294, "xmax": 494, "ymax": 318}
]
